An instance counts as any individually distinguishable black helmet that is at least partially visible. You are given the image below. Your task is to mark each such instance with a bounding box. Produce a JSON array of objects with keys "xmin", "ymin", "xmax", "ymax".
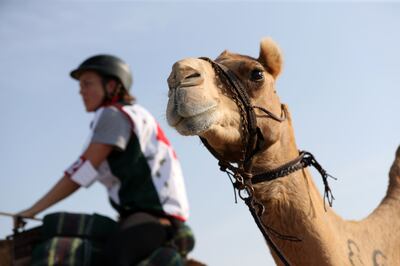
[{"xmin": 70, "ymin": 54, "xmax": 133, "ymax": 91}]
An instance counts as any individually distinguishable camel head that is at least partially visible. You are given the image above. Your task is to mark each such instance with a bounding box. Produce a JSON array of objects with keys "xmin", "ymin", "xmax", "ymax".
[
  {"xmin": 167, "ymin": 38, "xmax": 289, "ymax": 163},
  {"xmin": 167, "ymin": 38, "xmax": 400, "ymax": 266}
]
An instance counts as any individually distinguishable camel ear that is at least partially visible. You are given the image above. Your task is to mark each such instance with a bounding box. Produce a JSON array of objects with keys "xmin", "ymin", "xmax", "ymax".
[
  {"xmin": 258, "ymin": 37, "xmax": 283, "ymax": 79},
  {"xmin": 217, "ymin": 50, "xmax": 230, "ymax": 58}
]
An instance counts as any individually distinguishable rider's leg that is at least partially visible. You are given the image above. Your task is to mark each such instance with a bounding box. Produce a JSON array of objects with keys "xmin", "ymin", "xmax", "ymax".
[{"xmin": 101, "ymin": 212, "xmax": 170, "ymax": 266}]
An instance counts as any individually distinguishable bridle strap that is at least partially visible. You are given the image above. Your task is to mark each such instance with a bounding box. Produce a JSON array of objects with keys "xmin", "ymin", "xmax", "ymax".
[
  {"xmin": 253, "ymin": 105, "xmax": 286, "ymax": 122},
  {"xmin": 252, "ymin": 151, "xmax": 336, "ymax": 209},
  {"xmin": 199, "ymin": 137, "xmax": 231, "ymax": 171},
  {"xmin": 195, "ymin": 56, "xmax": 336, "ymax": 266},
  {"xmin": 199, "ymin": 57, "xmax": 260, "ymax": 171},
  {"xmin": 252, "ymin": 152, "xmax": 306, "ymax": 183},
  {"xmin": 245, "ymin": 197, "xmax": 291, "ymax": 266}
]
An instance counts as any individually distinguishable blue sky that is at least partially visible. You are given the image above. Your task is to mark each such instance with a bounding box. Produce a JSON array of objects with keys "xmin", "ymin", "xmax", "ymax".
[{"xmin": 1, "ymin": 1, "xmax": 400, "ymax": 265}]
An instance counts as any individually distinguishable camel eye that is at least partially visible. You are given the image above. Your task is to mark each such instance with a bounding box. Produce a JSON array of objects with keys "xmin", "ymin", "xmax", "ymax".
[{"xmin": 250, "ymin": 69, "xmax": 264, "ymax": 81}]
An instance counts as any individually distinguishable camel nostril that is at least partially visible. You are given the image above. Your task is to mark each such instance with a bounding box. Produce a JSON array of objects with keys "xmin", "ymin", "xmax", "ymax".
[
  {"xmin": 184, "ymin": 72, "xmax": 201, "ymax": 80},
  {"xmin": 178, "ymin": 70, "xmax": 203, "ymax": 88}
]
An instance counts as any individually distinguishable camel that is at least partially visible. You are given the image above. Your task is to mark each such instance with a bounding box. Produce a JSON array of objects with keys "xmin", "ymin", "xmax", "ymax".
[
  {"xmin": 166, "ymin": 37, "xmax": 400, "ymax": 265},
  {"xmin": 0, "ymin": 240, "xmax": 12, "ymax": 265}
]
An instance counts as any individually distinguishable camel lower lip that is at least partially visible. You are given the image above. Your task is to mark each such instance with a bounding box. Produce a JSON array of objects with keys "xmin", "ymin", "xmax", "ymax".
[
  {"xmin": 174, "ymin": 107, "xmax": 217, "ymax": 135},
  {"xmin": 176, "ymin": 115, "xmax": 205, "ymax": 128}
]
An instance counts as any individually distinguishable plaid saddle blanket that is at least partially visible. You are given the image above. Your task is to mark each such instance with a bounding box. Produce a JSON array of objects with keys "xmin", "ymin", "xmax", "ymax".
[{"xmin": 30, "ymin": 212, "xmax": 195, "ymax": 266}]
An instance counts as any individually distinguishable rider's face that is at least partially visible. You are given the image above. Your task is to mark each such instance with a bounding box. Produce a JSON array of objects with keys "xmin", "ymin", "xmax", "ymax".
[{"xmin": 79, "ymin": 71, "xmax": 105, "ymax": 112}]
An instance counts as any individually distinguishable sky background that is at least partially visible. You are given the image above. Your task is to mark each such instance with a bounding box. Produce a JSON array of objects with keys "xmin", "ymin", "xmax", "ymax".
[{"xmin": 1, "ymin": 1, "xmax": 400, "ymax": 265}]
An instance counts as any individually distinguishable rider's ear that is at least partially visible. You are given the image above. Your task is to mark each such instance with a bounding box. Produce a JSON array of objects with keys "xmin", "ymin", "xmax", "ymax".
[
  {"xmin": 106, "ymin": 79, "xmax": 118, "ymax": 94},
  {"xmin": 258, "ymin": 37, "xmax": 283, "ymax": 79}
]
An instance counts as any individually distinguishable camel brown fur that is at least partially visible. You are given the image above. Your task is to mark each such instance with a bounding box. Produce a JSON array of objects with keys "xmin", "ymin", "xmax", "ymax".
[
  {"xmin": 0, "ymin": 239, "xmax": 12, "ymax": 266},
  {"xmin": 166, "ymin": 38, "xmax": 400, "ymax": 265}
]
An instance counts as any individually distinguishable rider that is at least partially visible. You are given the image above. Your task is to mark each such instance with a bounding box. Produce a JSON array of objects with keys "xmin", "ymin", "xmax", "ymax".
[{"xmin": 14, "ymin": 54, "xmax": 190, "ymax": 265}]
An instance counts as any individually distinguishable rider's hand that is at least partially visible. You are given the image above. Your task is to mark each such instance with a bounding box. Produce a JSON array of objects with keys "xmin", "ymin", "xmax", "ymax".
[{"xmin": 13, "ymin": 209, "xmax": 36, "ymax": 230}]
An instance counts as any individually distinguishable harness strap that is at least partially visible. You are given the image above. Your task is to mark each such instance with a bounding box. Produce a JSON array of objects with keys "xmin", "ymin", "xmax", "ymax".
[
  {"xmin": 252, "ymin": 152, "xmax": 306, "ymax": 183},
  {"xmin": 252, "ymin": 105, "xmax": 286, "ymax": 122},
  {"xmin": 200, "ymin": 57, "xmax": 290, "ymax": 266},
  {"xmin": 197, "ymin": 56, "xmax": 292, "ymax": 265},
  {"xmin": 252, "ymin": 151, "xmax": 336, "ymax": 209},
  {"xmin": 244, "ymin": 197, "xmax": 291, "ymax": 266},
  {"xmin": 196, "ymin": 57, "xmax": 335, "ymax": 266},
  {"xmin": 199, "ymin": 57, "xmax": 259, "ymax": 172},
  {"xmin": 199, "ymin": 137, "xmax": 231, "ymax": 171}
]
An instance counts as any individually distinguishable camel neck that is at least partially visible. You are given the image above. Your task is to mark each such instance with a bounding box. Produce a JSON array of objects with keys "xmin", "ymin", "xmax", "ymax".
[
  {"xmin": 252, "ymin": 166, "xmax": 343, "ymax": 265},
  {"xmin": 247, "ymin": 117, "xmax": 346, "ymax": 264}
]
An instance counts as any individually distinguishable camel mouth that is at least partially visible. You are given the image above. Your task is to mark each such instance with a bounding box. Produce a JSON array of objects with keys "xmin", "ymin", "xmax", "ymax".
[
  {"xmin": 172, "ymin": 106, "xmax": 218, "ymax": 136},
  {"xmin": 167, "ymin": 81, "xmax": 220, "ymax": 136}
]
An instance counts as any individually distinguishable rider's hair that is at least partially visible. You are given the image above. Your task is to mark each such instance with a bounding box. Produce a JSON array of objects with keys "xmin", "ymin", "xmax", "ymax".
[{"xmin": 101, "ymin": 74, "xmax": 136, "ymax": 104}]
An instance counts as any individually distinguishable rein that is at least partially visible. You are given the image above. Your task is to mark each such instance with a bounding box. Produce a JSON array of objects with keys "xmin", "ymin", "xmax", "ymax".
[
  {"xmin": 0, "ymin": 211, "xmax": 42, "ymax": 222},
  {"xmin": 198, "ymin": 57, "xmax": 336, "ymax": 266}
]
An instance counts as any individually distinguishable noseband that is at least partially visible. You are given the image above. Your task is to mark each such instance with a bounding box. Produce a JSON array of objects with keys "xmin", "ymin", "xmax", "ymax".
[{"xmin": 198, "ymin": 57, "xmax": 335, "ymax": 266}]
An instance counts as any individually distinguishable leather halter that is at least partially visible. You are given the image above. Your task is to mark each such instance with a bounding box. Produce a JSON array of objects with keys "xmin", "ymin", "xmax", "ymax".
[
  {"xmin": 198, "ymin": 57, "xmax": 286, "ymax": 173},
  {"xmin": 197, "ymin": 57, "xmax": 336, "ymax": 266},
  {"xmin": 198, "ymin": 57, "xmax": 292, "ymax": 265}
]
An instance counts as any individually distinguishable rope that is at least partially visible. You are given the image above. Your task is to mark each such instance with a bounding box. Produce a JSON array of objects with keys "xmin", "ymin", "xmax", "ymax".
[{"xmin": 0, "ymin": 211, "xmax": 42, "ymax": 221}]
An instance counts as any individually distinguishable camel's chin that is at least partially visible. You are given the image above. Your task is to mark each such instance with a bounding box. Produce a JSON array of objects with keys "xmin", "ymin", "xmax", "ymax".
[{"xmin": 174, "ymin": 109, "xmax": 218, "ymax": 136}]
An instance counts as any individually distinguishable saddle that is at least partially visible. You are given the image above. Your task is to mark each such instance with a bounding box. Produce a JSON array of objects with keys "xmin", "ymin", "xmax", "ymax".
[{"xmin": 5, "ymin": 212, "xmax": 203, "ymax": 266}]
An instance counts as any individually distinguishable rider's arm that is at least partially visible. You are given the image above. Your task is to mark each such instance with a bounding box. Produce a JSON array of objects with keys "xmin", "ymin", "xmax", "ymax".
[
  {"xmin": 15, "ymin": 107, "xmax": 131, "ymax": 227},
  {"xmin": 14, "ymin": 143, "xmax": 113, "ymax": 226}
]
